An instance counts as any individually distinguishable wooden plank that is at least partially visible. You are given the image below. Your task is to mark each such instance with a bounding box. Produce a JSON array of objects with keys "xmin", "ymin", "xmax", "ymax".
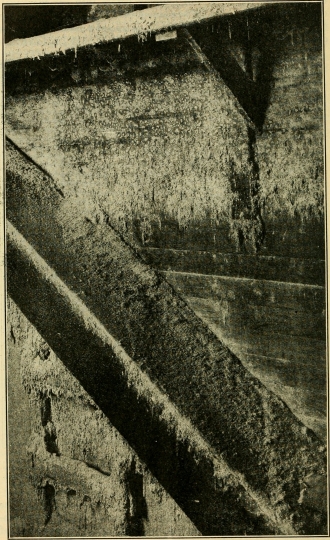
[
  {"xmin": 183, "ymin": 28, "xmax": 262, "ymax": 128},
  {"xmin": 183, "ymin": 296, "xmax": 326, "ymax": 375},
  {"xmin": 242, "ymin": 333, "xmax": 326, "ymax": 365},
  {"xmin": 5, "ymin": 3, "xmax": 265, "ymax": 63},
  {"xmin": 180, "ymin": 28, "xmax": 257, "ymax": 127},
  {"xmin": 184, "ymin": 294, "xmax": 325, "ymax": 341},
  {"xmin": 139, "ymin": 247, "xmax": 325, "ymax": 286},
  {"xmin": 137, "ymin": 215, "xmax": 324, "ymax": 262},
  {"xmin": 241, "ymin": 353, "xmax": 326, "ymax": 398},
  {"xmin": 179, "ymin": 294, "xmax": 326, "ymax": 440},
  {"xmin": 162, "ymin": 271, "xmax": 325, "ymax": 313},
  {"xmin": 180, "ymin": 316, "xmax": 325, "ymax": 367},
  {"xmin": 240, "ymin": 353, "xmax": 327, "ymax": 441}
]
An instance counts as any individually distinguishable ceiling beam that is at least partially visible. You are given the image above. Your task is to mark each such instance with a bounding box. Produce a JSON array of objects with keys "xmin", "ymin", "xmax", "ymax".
[{"xmin": 5, "ymin": 2, "xmax": 265, "ymax": 63}]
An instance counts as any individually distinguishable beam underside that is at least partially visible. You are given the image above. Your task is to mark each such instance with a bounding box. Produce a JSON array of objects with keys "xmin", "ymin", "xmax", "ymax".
[{"xmin": 5, "ymin": 2, "xmax": 265, "ymax": 63}]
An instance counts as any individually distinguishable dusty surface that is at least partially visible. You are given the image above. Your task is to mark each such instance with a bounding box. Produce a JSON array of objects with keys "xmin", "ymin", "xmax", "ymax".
[
  {"xmin": 5, "ymin": 3, "xmax": 324, "ymax": 259},
  {"xmin": 5, "ymin": 3, "xmax": 264, "ymax": 62},
  {"xmin": 7, "ymin": 221, "xmax": 282, "ymax": 535},
  {"xmin": 5, "ymin": 3, "xmax": 326, "ymax": 536},
  {"xmin": 164, "ymin": 271, "xmax": 326, "ymax": 440},
  {"xmin": 7, "ymin": 138, "xmax": 328, "ymax": 535},
  {"xmin": 8, "ymin": 298, "xmax": 200, "ymax": 537},
  {"xmin": 5, "ymin": 53, "xmax": 249, "ymax": 251},
  {"xmin": 256, "ymin": 12, "xmax": 324, "ymax": 258}
]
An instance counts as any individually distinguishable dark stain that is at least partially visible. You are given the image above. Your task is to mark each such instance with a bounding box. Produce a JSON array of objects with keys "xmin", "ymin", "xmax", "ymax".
[{"xmin": 125, "ymin": 459, "xmax": 148, "ymax": 536}]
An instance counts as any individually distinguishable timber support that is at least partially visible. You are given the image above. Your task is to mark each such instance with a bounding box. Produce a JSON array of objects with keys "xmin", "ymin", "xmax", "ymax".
[{"xmin": 6, "ymin": 138, "xmax": 327, "ymax": 535}]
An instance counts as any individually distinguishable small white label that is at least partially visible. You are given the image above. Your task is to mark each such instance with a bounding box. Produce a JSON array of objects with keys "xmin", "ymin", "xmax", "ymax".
[{"xmin": 155, "ymin": 30, "xmax": 177, "ymax": 42}]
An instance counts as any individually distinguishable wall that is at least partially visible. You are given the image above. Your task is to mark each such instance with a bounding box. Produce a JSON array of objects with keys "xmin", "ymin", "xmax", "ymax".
[
  {"xmin": 5, "ymin": 5, "xmax": 323, "ymax": 259},
  {"xmin": 8, "ymin": 298, "xmax": 200, "ymax": 537},
  {"xmin": 6, "ymin": 2, "xmax": 326, "ymax": 436},
  {"xmin": 256, "ymin": 4, "xmax": 324, "ymax": 259},
  {"xmin": 5, "ymin": 3, "xmax": 326, "ymax": 535},
  {"xmin": 5, "ymin": 26, "xmax": 251, "ymax": 251}
]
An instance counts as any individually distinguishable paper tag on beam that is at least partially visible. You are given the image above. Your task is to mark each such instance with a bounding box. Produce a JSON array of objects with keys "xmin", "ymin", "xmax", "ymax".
[{"xmin": 155, "ymin": 30, "xmax": 177, "ymax": 42}]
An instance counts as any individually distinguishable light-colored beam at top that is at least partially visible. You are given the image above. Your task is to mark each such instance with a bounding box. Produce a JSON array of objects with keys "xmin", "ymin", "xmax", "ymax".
[{"xmin": 5, "ymin": 2, "xmax": 265, "ymax": 63}]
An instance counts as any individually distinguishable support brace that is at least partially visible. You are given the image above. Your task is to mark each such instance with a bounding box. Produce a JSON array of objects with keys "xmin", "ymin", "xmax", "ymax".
[{"xmin": 6, "ymin": 138, "xmax": 327, "ymax": 535}]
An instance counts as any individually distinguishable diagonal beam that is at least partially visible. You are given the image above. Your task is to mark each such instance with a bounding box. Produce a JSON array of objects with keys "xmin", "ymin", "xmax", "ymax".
[
  {"xmin": 181, "ymin": 28, "xmax": 259, "ymax": 127},
  {"xmin": 8, "ymin": 217, "xmax": 274, "ymax": 535},
  {"xmin": 6, "ymin": 138, "xmax": 327, "ymax": 535},
  {"xmin": 183, "ymin": 27, "xmax": 262, "ymax": 128},
  {"xmin": 5, "ymin": 2, "xmax": 265, "ymax": 63}
]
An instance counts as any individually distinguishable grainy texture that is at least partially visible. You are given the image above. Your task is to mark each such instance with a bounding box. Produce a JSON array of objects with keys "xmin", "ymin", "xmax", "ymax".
[
  {"xmin": 5, "ymin": 3, "xmax": 326, "ymax": 536},
  {"xmin": 8, "ymin": 298, "xmax": 200, "ymax": 537},
  {"xmin": 7, "ymin": 222, "xmax": 279, "ymax": 536},
  {"xmin": 5, "ymin": 4, "xmax": 324, "ymax": 260},
  {"xmin": 5, "ymin": 46, "xmax": 250, "ymax": 249},
  {"xmin": 165, "ymin": 272, "xmax": 326, "ymax": 439},
  {"xmin": 139, "ymin": 246, "xmax": 325, "ymax": 285},
  {"xmin": 7, "ymin": 139, "xmax": 327, "ymax": 535},
  {"xmin": 256, "ymin": 9, "xmax": 324, "ymax": 259},
  {"xmin": 5, "ymin": 3, "xmax": 264, "ymax": 62}
]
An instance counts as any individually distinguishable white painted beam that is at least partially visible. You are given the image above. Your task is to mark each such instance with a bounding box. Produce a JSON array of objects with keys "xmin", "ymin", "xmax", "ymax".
[{"xmin": 5, "ymin": 2, "xmax": 265, "ymax": 63}]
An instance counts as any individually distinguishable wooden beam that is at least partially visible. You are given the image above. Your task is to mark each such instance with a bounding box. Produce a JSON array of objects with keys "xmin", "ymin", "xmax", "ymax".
[
  {"xmin": 8, "ymin": 219, "xmax": 240, "ymax": 535},
  {"xmin": 5, "ymin": 2, "xmax": 265, "ymax": 63},
  {"xmin": 6, "ymin": 137, "xmax": 328, "ymax": 535},
  {"xmin": 184, "ymin": 27, "xmax": 262, "ymax": 128},
  {"xmin": 138, "ymin": 246, "xmax": 325, "ymax": 286},
  {"xmin": 181, "ymin": 27, "xmax": 258, "ymax": 125}
]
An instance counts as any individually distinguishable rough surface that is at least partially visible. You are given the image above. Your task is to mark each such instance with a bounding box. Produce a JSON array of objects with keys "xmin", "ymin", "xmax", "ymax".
[
  {"xmin": 5, "ymin": 42, "xmax": 250, "ymax": 251},
  {"xmin": 5, "ymin": 4, "xmax": 324, "ymax": 260},
  {"xmin": 8, "ymin": 298, "xmax": 200, "ymax": 537},
  {"xmin": 163, "ymin": 270, "xmax": 326, "ymax": 440},
  {"xmin": 5, "ymin": 3, "xmax": 264, "ymax": 62},
  {"xmin": 7, "ymin": 221, "xmax": 284, "ymax": 536},
  {"xmin": 5, "ymin": 3, "xmax": 326, "ymax": 536},
  {"xmin": 7, "ymin": 139, "xmax": 328, "ymax": 535},
  {"xmin": 255, "ymin": 5, "xmax": 324, "ymax": 258}
]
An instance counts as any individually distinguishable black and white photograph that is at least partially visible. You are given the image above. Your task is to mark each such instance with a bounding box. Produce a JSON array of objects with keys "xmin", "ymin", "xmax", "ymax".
[{"xmin": 3, "ymin": 1, "xmax": 328, "ymax": 537}]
